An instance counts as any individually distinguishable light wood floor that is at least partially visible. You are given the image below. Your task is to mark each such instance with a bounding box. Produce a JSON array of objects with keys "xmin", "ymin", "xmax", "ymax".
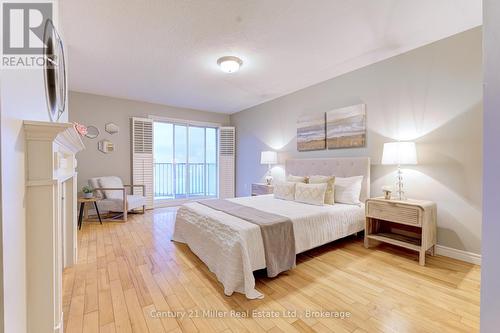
[{"xmin": 63, "ymin": 208, "xmax": 480, "ymax": 333}]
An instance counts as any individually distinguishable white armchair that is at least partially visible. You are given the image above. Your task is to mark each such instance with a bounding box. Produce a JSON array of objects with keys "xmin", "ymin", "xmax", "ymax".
[{"xmin": 89, "ymin": 176, "xmax": 146, "ymax": 222}]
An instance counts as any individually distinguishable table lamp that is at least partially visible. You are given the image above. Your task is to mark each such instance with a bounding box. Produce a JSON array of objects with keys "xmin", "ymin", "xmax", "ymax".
[
  {"xmin": 381, "ymin": 142, "xmax": 417, "ymax": 200},
  {"xmin": 260, "ymin": 151, "xmax": 277, "ymax": 185}
]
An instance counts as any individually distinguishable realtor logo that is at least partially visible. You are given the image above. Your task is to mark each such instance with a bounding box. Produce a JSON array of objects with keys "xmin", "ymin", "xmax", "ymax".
[{"xmin": 2, "ymin": 2, "xmax": 53, "ymax": 55}]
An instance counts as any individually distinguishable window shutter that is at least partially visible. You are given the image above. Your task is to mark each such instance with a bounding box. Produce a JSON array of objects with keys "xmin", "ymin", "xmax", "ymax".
[
  {"xmin": 131, "ymin": 117, "xmax": 154, "ymax": 208},
  {"xmin": 219, "ymin": 126, "xmax": 235, "ymax": 198}
]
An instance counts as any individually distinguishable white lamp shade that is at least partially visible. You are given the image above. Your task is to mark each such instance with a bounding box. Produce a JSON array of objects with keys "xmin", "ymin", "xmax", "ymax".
[
  {"xmin": 260, "ymin": 151, "xmax": 277, "ymax": 165},
  {"xmin": 381, "ymin": 142, "xmax": 417, "ymax": 165}
]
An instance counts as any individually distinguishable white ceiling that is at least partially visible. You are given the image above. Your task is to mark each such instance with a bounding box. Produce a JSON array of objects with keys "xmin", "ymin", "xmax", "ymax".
[{"xmin": 60, "ymin": 0, "xmax": 482, "ymax": 114}]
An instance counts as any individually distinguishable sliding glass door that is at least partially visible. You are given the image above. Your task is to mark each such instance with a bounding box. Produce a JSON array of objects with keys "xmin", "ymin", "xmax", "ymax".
[{"xmin": 154, "ymin": 121, "xmax": 218, "ymax": 201}]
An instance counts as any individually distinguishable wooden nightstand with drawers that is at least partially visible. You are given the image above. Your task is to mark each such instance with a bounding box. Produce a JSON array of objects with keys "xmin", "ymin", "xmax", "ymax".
[
  {"xmin": 251, "ymin": 183, "xmax": 274, "ymax": 196},
  {"xmin": 364, "ymin": 197, "xmax": 437, "ymax": 266}
]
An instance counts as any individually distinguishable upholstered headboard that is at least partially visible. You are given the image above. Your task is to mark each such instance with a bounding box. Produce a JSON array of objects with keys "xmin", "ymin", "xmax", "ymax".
[{"xmin": 285, "ymin": 157, "xmax": 371, "ymax": 202}]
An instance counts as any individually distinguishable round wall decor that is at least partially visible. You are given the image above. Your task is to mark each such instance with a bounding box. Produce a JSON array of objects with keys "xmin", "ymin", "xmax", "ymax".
[
  {"xmin": 43, "ymin": 19, "xmax": 67, "ymax": 122},
  {"xmin": 85, "ymin": 126, "xmax": 100, "ymax": 139}
]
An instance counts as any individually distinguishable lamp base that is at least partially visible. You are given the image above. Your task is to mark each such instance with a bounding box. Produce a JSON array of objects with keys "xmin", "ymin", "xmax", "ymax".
[
  {"xmin": 395, "ymin": 165, "xmax": 407, "ymax": 200},
  {"xmin": 264, "ymin": 164, "xmax": 273, "ymax": 185},
  {"xmin": 395, "ymin": 190, "xmax": 407, "ymax": 201}
]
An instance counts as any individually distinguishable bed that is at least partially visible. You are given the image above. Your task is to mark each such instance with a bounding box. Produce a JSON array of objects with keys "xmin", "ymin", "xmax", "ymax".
[{"xmin": 172, "ymin": 157, "xmax": 370, "ymax": 299}]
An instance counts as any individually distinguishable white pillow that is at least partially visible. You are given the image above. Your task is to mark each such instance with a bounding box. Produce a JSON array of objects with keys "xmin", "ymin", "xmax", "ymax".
[
  {"xmin": 295, "ymin": 183, "xmax": 327, "ymax": 206},
  {"xmin": 98, "ymin": 176, "xmax": 125, "ymax": 200},
  {"xmin": 273, "ymin": 182, "xmax": 296, "ymax": 201},
  {"xmin": 286, "ymin": 174, "xmax": 307, "ymax": 183},
  {"xmin": 334, "ymin": 176, "xmax": 363, "ymax": 205}
]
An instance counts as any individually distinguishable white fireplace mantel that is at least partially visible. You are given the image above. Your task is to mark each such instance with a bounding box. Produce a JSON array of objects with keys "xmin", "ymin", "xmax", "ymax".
[{"xmin": 23, "ymin": 120, "xmax": 85, "ymax": 333}]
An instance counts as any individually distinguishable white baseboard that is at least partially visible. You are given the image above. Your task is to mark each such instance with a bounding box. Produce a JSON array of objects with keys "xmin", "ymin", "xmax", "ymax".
[{"xmin": 435, "ymin": 245, "xmax": 481, "ymax": 265}]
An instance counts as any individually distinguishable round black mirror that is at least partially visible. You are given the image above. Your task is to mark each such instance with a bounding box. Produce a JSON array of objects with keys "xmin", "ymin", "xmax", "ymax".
[{"xmin": 43, "ymin": 19, "xmax": 67, "ymax": 122}]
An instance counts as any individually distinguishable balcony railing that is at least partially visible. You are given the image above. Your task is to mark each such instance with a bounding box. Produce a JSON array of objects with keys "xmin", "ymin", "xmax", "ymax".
[{"xmin": 154, "ymin": 162, "xmax": 217, "ymax": 199}]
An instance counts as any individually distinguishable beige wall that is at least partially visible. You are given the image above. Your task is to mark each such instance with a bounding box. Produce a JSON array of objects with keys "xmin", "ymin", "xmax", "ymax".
[
  {"xmin": 69, "ymin": 92, "xmax": 230, "ymax": 190},
  {"xmin": 481, "ymin": 1, "xmax": 500, "ymax": 330},
  {"xmin": 230, "ymin": 28, "xmax": 483, "ymax": 254}
]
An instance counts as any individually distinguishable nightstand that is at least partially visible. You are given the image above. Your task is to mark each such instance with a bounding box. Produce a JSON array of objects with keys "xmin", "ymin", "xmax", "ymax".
[
  {"xmin": 364, "ymin": 197, "xmax": 437, "ymax": 266},
  {"xmin": 251, "ymin": 183, "xmax": 274, "ymax": 196}
]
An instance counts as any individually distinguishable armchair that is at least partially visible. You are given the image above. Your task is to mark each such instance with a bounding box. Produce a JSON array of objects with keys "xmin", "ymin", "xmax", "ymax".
[{"xmin": 89, "ymin": 176, "xmax": 146, "ymax": 222}]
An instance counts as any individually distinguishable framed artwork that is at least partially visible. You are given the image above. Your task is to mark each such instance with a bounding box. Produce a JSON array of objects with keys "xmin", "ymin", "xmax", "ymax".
[
  {"xmin": 297, "ymin": 114, "xmax": 326, "ymax": 151},
  {"xmin": 326, "ymin": 104, "xmax": 366, "ymax": 149}
]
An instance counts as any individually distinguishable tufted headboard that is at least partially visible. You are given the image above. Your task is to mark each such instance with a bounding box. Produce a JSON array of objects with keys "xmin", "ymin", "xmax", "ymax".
[{"xmin": 285, "ymin": 157, "xmax": 371, "ymax": 202}]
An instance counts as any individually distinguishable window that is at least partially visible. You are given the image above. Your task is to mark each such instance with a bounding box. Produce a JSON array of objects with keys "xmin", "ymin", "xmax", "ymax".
[{"xmin": 154, "ymin": 120, "xmax": 218, "ymax": 201}]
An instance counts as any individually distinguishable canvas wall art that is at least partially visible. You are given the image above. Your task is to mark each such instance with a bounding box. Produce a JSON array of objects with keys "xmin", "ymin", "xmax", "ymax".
[
  {"xmin": 297, "ymin": 114, "xmax": 326, "ymax": 151},
  {"xmin": 326, "ymin": 104, "xmax": 366, "ymax": 149}
]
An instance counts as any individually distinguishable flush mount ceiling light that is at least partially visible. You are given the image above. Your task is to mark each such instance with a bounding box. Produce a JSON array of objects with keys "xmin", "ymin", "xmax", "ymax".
[{"xmin": 217, "ymin": 56, "xmax": 243, "ymax": 73}]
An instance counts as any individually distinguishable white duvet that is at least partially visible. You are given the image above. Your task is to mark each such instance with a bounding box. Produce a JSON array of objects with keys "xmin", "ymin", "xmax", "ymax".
[{"xmin": 172, "ymin": 195, "xmax": 365, "ymax": 299}]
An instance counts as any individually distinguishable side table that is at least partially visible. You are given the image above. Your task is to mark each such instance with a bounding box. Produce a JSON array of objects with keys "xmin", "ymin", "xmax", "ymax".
[{"xmin": 77, "ymin": 197, "xmax": 102, "ymax": 230}]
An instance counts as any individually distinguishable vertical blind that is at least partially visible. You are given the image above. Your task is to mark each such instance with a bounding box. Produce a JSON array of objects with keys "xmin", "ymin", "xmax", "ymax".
[{"xmin": 131, "ymin": 117, "xmax": 154, "ymax": 208}]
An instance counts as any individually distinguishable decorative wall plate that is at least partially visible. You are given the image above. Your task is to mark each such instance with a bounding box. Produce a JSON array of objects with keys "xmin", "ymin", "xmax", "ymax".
[
  {"xmin": 85, "ymin": 126, "xmax": 100, "ymax": 139},
  {"xmin": 98, "ymin": 140, "xmax": 114, "ymax": 153},
  {"xmin": 105, "ymin": 122, "xmax": 119, "ymax": 134}
]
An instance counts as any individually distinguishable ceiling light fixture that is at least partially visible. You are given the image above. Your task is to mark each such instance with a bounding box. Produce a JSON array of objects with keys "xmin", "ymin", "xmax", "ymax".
[{"xmin": 217, "ymin": 56, "xmax": 243, "ymax": 73}]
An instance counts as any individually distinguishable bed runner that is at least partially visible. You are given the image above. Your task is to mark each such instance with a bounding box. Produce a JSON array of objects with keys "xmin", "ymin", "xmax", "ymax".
[{"xmin": 197, "ymin": 199, "xmax": 296, "ymax": 277}]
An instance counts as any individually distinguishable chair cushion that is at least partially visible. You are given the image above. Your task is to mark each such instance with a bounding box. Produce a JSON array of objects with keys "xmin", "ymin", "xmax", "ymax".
[
  {"xmin": 98, "ymin": 176, "xmax": 124, "ymax": 200},
  {"xmin": 88, "ymin": 178, "xmax": 104, "ymax": 199},
  {"xmin": 97, "ymin": 195, "xmax": 146, "ymax": 212},
  {"xmin": 127, "ymin": 195, "xmax": 147, "ymax": 210}
]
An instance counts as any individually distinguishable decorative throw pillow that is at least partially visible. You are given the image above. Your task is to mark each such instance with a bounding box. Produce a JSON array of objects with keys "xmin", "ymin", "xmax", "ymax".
[
  {"xmin": 334, "ymin": 176, "xmax": 363, "ymax": 205},
  {"xmin": 286, "ymin": 174, "xmax": 308, "ymax": 183},
  {"xmin": 274, "ymin": 182, "xmax": 296, "ymax": 201},
  {"xmin": 294, "ymin": 183, "xmax": 327, "ymax": 206},
  {"xmin": 88, "ymin": 178, "xmax": 104, "ymax": 199},
  {"xmin": 98, "ymin": 176, "xmax": 125, "ymax": 200},
  {"xmin": 308, "ymin": 175, "xmax": 335, "ymax": 205}
]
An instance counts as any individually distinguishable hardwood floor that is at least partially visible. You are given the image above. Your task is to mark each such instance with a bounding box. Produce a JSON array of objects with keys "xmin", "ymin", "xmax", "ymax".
[{"xmin": 63, "ymin": 207, "xmax": 480, "ymax": 333}]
